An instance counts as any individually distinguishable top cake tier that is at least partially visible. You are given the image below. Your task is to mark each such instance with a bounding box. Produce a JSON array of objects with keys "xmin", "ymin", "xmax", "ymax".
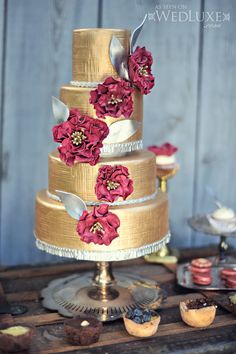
[{"xmin": 72, "ymin": 28, "xmax": 130, "ymax": 82}]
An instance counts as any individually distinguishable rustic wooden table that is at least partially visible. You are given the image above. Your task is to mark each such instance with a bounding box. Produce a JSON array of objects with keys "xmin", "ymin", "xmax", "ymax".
[{"xmin": 0, "ymin": 257, "xmax": 236, "ymax": 354}]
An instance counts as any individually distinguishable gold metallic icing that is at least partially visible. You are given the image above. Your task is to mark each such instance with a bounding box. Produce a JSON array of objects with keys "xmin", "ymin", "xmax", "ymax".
[
  {"xmin": 60, "ymin": 85, "xmax": 143, "ymax": 144},
  {"xmin": 48, "ymin": 150, "xmax": 157, "ymax": 202},
  {"xmin": 72, "ymin": 29, "xmax": 130, "ymax": 82},
  {"xmin": 35, "ymin": 190, "xmax": 169, "ymax": 252}
]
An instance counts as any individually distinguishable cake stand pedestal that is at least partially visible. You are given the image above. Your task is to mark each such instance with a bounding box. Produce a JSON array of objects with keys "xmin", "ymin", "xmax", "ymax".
[
  {"xmin": 39, "ymin": 232, "xmax": 170, "ymax": 322},
  {"xmin": 188, "ymin": 215, "xmax": 236, "ymax": 263},
  {"xmin": 156, "ymin": 164, "xmax": 180, "ymax": 194},
  {"xmin": 41, "ymin": 261, "xmax": 166, "ymax": 322}
]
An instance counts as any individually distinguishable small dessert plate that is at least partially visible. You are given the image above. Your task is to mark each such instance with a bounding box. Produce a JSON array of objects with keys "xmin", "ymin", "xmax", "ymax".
[
  {"xmin": 177, "ymin": 263, "xmax": 236, "ymax": 291},
  {"xmin": 207, "ymin": 214, "xmax": 236, "ymax": 233}
]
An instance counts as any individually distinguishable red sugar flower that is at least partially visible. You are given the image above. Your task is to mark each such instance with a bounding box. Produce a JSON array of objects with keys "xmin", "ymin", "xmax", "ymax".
[
  {"xmin": 89, "ymin": 76, "xmax": 134, "ymax": 118},
  {"xmin": 148, "ymin": 143, "xmax": 178, "ymax": 156},
  {"xmin": 95, "ymin": 165, "xmax": 133, "ymax": 203},
  {"xmin": 52, "ymin": 109, "xmax": 109, "ymax": 166},
  {"xmin": 76, "ymin": 204, "xmax": 120, "ymax": 246},
  {"xmin": 128, "ymin": 46, "xmax": 155, "ymax": 95}
]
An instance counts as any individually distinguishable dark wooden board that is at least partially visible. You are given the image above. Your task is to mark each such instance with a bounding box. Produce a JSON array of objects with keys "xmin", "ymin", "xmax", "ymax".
[{"xmin": 0, "ymin": 260, "xmax": 236, "ymax": 353}]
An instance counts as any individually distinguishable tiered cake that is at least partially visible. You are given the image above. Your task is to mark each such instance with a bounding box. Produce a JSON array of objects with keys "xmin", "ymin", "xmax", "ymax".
[{"xmin": 35, "ymin": 28, "xmax": 170, "ymax": 262}]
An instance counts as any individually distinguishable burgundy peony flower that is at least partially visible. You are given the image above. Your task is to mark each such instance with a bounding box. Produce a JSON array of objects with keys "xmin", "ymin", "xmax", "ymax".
[
  {"xmin": 52, "ymin": 109, "xmax": 109, "ymax": 166},
  {"xmin": 76, "ymin": 204, "xmax": 120, "ymax": 246},
  {"xmin": 95, "ymin": 165, "xmax": 134, "ymax": 203},
  {"xmin": 128, "ymin": 46, "xmax": 155, "ymax": 95},
  {"xmin": 148, "ymin": 143, "xmax": 178, "ymax": 156},
  {"xmin": 89, "ymin": 76, "xmax": 134, "ymax": 118}
]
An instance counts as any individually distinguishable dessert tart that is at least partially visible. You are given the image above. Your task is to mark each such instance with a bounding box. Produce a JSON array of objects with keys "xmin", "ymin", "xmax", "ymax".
[
  {"xmin": 64, "ymin": 316, "xmax": 102, "ymax": 345},
  {"xmin": 180, "ymin": 298, "xmax": 217, "ymax": 328},
  {"xmin": 123, "ymin": 308, "xmax": 160, "ymax": 337},
  {"xmin": 0, "ymin": 324, "xmax": 34, "ymax": 353}
]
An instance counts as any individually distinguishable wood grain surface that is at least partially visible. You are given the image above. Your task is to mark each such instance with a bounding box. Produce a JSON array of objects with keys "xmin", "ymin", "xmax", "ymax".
[{"xmin": 0, "ymin": 259, "xmax": 236, "ymax": 354}]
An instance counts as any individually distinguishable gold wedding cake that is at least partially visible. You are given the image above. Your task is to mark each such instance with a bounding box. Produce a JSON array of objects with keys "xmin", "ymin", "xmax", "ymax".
[{"xmin": 35, "ymin": 28, "xmax": 170, "ymax": 262}]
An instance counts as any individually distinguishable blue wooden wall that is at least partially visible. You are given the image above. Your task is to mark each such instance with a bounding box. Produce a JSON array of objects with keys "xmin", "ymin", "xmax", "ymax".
[{"xmin": 0, "ymin": 0, "xmax": 236, "ymax": 265}]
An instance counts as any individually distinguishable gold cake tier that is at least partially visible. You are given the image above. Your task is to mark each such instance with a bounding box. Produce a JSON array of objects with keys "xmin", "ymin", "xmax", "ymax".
[
  {"xmin": 72, "ymin": 29, "xmax": 130, "ymax": 82},
  {"xmin": 35, "ymin": 190, "xmax": 169, "ymax": 261},
  {"xmin": 48, "ymin": 150, "xmax": 156, "ymax": 203},
  {"xmin": 60, "ymin": 85, "xmax": 143, "ymax": 144}
]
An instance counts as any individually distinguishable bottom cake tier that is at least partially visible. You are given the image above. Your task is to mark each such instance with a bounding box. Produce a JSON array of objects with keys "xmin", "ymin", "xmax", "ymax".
[{"xmin": 35, "ymin": 190, "xmax": 169, "ymax": 261}]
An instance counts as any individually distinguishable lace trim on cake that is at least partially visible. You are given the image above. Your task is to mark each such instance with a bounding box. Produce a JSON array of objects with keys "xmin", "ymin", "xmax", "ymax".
[
  {"xmin": 47, "ymin": 189, "xmax": 158, "ymax": 207},
  {"xmin": 70, "ymin": 81, "xmax": 102, "ymax": 88},
  {"xmin": 35, "ymin": 231, "xmax": 171, "ymax": 262},
  {"xmin": 101, "ymin": 140, "xmax": 143, "ymax": 155}
]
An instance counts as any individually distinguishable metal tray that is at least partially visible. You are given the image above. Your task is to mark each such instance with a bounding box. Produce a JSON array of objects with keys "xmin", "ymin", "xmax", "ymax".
[{"xmin": 177, "ymin": 263, "xmax": 236, "ymax": 291}]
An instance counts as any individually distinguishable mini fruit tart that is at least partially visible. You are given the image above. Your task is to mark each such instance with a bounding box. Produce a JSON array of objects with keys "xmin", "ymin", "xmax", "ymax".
[
  {"xmin": 180, "ymin": 298, "xmax": 217, "ymax": 328},
  {"xmin": 0, "ymin": 323, "xmax": 34, "ymax": 353},
  {"xmin": 123, "ymin": 308, "xmax": 161, "ymax": 337}
]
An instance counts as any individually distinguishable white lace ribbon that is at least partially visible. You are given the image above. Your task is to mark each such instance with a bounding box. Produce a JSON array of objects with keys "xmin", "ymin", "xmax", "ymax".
[
  {"xmin": 35, "ymin": 231, "xmax": 171, "ymax": 262},
  {"xmin": 70, "ymin": 80, "xmax": 102, "ymax": 88},
  {"xmin": 47, "ymin": 189, "xmax": 158, "ymax": 206}
]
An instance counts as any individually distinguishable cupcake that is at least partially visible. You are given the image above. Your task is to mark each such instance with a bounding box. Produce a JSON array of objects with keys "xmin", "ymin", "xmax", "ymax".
[
  {"xmin": 0, "ymin": 324, "xmax": 34, "ymax": 353},
  {"xmin": 64, "ymin": 316, "xmax": 102, "ymax": 346},
  {"xmin": 123, "ymin": 308, "xmax": 161, "ymax": 337},
  {"xmin": 180, "ymin": 298, "xmax": 217, "ymax": 328},
  {"xmin": 148, "ymin": 143, "xmax": 178, "ymax": 170},
  {"xmin": 207, "ymin": 207, "xmax": 236, "ymax": 233}
]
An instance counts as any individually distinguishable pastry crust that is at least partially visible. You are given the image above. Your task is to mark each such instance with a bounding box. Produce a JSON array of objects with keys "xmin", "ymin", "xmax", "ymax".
[
  {"xmin": 180, "ymin": 301, "xmax": 216, "ymax": 328},
  {"xmin": 123, "ymin": 315, "xmax": 160, "ymax": 337}
]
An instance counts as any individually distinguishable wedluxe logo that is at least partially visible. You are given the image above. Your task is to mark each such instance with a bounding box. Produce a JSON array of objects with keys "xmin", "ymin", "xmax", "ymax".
[{"xmin": 148, "ymin": 4, "xmax": 230, "ymax": 29}]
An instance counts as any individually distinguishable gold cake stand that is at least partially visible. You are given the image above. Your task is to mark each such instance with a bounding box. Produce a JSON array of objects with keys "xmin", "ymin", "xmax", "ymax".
[
  {"xmin": 40, "ymin": 232, "xmax": 170, "ymax": 322},
  {"xmin": 41, "ymin": 261, "xmax": 166, "ymax": 322},
  {"xmin": 156, "ymin": 164, "xmax": 180, "ymax": 194}
]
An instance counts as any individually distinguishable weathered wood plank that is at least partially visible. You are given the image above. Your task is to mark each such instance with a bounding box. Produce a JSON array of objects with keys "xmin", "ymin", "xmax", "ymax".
[
  {"xmin": 0, "ymin": 259, "xmax": 169, "ymax": 280},
  {"xmin": 193, "ymin": 0, "xmax": 236, "ymax": 246},
  {"xmin": 102, "ymin": 0, "xmax": 201, "ymax": 247},
  {"xmin": 0, "ymin": 0, "xmax": 99, "ymax": 265},
  {"xmin": 6, "ymin": 290, "xmax": 39, "ymax": 302},
  {"xmin": 1, "ymin": 267, "xmax": 174, "ymax": 294},
  {"xmin": 14, "ymin": 314, "xmax": 236, "ymax": 353},
  {"xmin": 1, "ymin": 261, "xmax": 236, "ymax": 353},
  {"xmin": 67, "ymin": 324, "xmax": 236, "ymax": 354}
]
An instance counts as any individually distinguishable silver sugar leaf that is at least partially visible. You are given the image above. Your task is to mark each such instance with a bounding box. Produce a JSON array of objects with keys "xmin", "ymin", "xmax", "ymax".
[
  {"xmin": 56, "ymin": 190, "xmax": 87, "ymax": 220},
  {"xmin": 104, "ymin": 120, "xmax": 142, "ymax": 144},
  {"xmin": 52, "ymin": 96, "xmax": 70, "ymax": 124},
  {"xmin": 130, "ymin": 14, "xmax": 147, "ymax": 54},
  {"xmin": 109, "ymin": 36, "xmax": 129, "ymax": 80}
]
